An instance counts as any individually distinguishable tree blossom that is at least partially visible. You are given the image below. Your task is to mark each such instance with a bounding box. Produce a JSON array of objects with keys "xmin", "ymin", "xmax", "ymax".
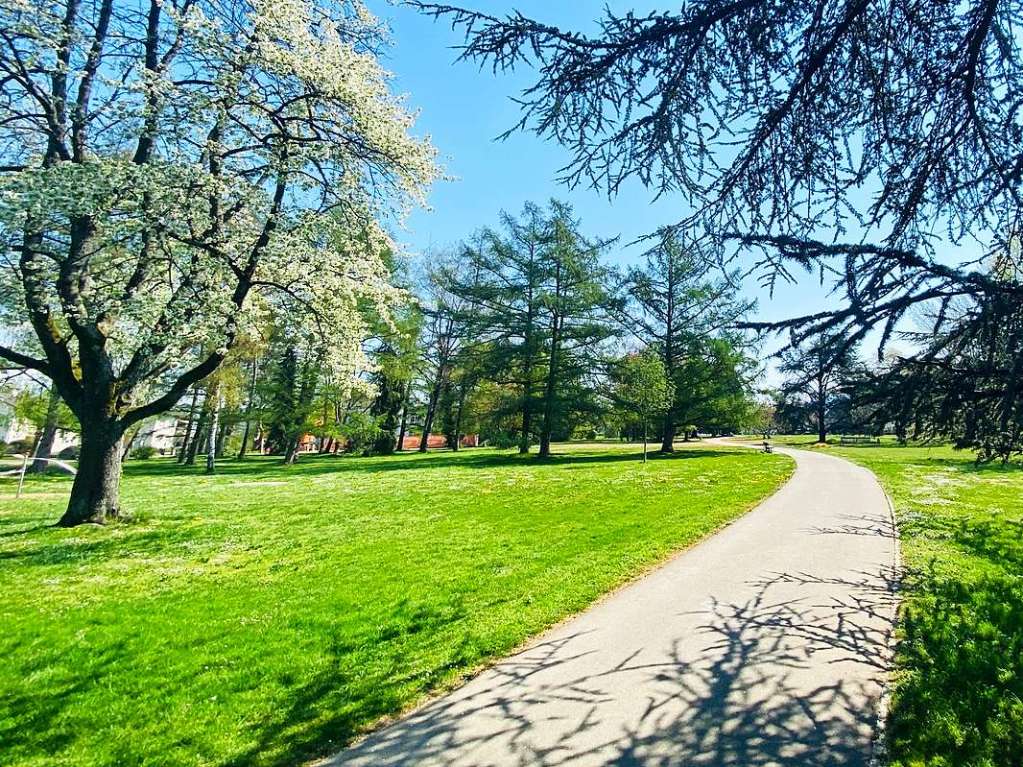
[{"xmin": 0, "ymin": 0, "xmax": 438, "ymax": 525}]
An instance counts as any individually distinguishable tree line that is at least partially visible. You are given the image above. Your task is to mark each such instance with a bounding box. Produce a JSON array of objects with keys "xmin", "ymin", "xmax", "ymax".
[{"xmin": 137, "ymin": 200, "xmax": 763, "ymax": 473}]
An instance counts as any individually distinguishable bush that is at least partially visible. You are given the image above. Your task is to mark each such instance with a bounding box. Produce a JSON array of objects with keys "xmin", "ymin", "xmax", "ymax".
[
  {"xmin": 338, "ymin": 412, "xmax": 382, "ymax": 455},
  {"xmin": 130, "ymin": 445, "xmax": 158, "ymax": 460},
  {"xmin": 487, "ymin": 431, "xmax": 520, "ymax": 449},
  {"xmin": 57, "ymin": 445, "xmax": 80, "ymax": 460}
]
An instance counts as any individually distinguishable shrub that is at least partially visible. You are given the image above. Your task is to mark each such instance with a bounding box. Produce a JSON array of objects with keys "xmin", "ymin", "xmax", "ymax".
[
  {"xmin": 57, "ymin": 446, "xmax": 80, "ymax": 461},
  {"xmin": 131, "ymin": 445, "xmax": 158, "ymax": 460}
]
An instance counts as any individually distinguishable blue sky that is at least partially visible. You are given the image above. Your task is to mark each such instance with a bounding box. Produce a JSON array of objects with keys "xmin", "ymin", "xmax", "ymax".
[{"xmin": 376, "ymin": 2, "xmax": 859, "ymax": 357}]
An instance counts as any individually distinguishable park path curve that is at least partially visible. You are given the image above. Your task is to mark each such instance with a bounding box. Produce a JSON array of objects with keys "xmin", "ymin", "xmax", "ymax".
[{"xmin": 328, "ymin": 444, "xmax": 900, "ymax": 767}]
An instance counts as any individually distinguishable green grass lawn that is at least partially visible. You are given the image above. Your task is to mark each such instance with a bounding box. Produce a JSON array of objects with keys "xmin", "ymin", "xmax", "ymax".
[
  {"xmin": 0, "ymin": 443, "xmax": 791, "ymax": 767},
  {"xmin": 771, "ymin": 436, "xmax": 1023, "ymax": 766}
]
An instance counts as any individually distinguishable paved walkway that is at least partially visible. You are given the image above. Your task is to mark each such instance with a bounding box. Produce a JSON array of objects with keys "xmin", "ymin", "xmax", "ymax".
[{"xmin": 330, "ymin": 445, "xmax": 900, "ymax": 767}]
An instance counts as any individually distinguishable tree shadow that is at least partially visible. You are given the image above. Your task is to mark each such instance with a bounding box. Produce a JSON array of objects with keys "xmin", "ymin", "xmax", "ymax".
[
  {"xmin": 0, "ymin": 638, "xmax": 129, "ymax": 761},
  {"xmin": 307, "ymin": 566, "xmax": 900, "ymax": 767},
  {"xmin": 806, "ymin": 513, "xmax": 900, "ymax": 540},
  {"xmin": 115, "ymin": 447, "xmax": 742, "ymax": 481},
  {"xmin": 886, "ymin": 567, "xmax": 1023, "ymax": 765}
]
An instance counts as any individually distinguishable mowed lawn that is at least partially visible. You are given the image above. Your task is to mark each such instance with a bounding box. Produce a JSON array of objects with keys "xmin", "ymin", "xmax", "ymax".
[
  {"xmin": 776, "ymin": 437, "xmax": 1023, "ymax": 766},
  {"xmin": 0, "ymin": 443, "xmax": 791, "ymax": 767}
]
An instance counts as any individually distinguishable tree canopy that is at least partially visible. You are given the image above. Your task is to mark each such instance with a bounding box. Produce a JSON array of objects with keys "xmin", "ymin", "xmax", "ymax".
[
  {"xmin": 0, "ymin": 0, "xmax": 436, "ymax": 524},
  {"xmin": 416, "ymin": 0, "xmax": 1022, "ymax": 347}
]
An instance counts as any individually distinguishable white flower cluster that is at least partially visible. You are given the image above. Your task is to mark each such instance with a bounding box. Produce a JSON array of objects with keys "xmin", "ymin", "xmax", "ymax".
[{"xmin": 0, "ymin": 0, "xmax": 437, "ymax": 404}]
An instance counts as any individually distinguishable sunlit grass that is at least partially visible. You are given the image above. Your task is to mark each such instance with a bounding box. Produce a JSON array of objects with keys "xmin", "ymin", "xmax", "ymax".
[
  {"xmin": 0, "ymin": 443, "xmax": 791, "ymax": 767},
  {"xmin": 771, "ymin": 436, "xmax": 1023, "ymax": 766}
]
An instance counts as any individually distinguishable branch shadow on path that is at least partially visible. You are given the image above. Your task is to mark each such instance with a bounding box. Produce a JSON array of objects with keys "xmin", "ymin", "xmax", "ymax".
[{"xmin": 325, "ymin": 565, "xmax": 901, "ymax": 767}]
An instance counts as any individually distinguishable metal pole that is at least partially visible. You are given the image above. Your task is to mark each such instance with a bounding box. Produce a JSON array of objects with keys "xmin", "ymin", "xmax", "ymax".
[{"xmin": 16, "ymin": 453, "xmax": 28, "ymax": 499}]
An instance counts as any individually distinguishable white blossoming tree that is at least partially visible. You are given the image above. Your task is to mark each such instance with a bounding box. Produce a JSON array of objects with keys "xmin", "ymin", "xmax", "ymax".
[{"xmin": 0, "ymin": 0, "xmax": 437, "ymax": 525}]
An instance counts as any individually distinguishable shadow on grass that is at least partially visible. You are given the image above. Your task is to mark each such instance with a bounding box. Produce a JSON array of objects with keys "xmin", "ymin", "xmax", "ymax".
[
  {"xmin": 0, "ymin": 639, "xmax": 128, "ymax": 761},
  {"xmin": 118, "ymin": 446, "xmax": 739, "ymax": 481},
  {"xmin": 222, "ymin": 600, "xmax": 483, "ymax": 767},
  {"xmin": 887, "ymin": 567, "xmax": 1023, "ymax": 766}
]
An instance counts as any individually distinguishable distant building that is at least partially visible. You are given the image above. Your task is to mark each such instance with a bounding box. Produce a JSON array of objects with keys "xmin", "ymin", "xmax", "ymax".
[
  {"xmin": 0, "ymin": 418, "xmax": 78, "ymax": 454},
  {"xmin": 128, "ymin": 417, "xmax": 179, "ymax": 454},
  {"xmin": 400, "ymin": 434, "xmax": 480, "ymax": 450}
]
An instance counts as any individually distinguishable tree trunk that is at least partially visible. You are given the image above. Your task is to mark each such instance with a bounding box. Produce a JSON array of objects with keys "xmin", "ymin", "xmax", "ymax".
[
  {"xmin": 121, "ymin": 423, "xmax": 144, "ymax": 461},
  {"xmin": 283, "ymin": 434, "xmax": 300, "ymax": 465},
  {"xmin": 396, "ymin": 382, "xmax": 410, "ymax": 452},
  {"xmin": 237, "ymin": 359, "xmax": 258, "ymax": 459},
  {"xmin": 178, "ymin": 386, "xmax": 200, "ymax": 463},
  {"xmin": 28, "ymin": 387, "xmax": 61, "ymax": 474},
  {"xmin": 642, "ymin": 418, "xmax": 648, "ymax": 463},
  {"xmin": 451, "ymin": 384, "xmax": 467, "ymax": 452},
  {"xmin": 817, "ymin": 382, "xmax": 827, "ymax": 443},
  {"xmin": 420, "ymin": 372, "xmax": 445, "ymax": 453},
  {"xmin": 659, "ymin": 413, "xmax": 676, "ymax": 453},
  {"xmin": 58, "ymin": 420, "xmax": 124, "ymax": 527},
  {"xmin": 185, "ymin": 406, "xmax": 207, "ymax": 466},
  {"xmin": 238, "ymin": 418, "xmax": 251, "ymax": 459},
  {"xmin": 518, "ymin": 390, "xmax": 533, "ymax": 454},
  {"xmin": 538, "ymin": 314, "xmax": 562, "ymax": 459},
  {"xmin": 205, "ymin": 392, "xmax": 220, "ymax": 474},
  {"xmin": 215, "ymin": 420, "xmax": 229, "ymax": 459}
]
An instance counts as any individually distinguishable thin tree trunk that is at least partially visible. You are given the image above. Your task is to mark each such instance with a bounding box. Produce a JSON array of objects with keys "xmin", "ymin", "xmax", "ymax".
[
  {"xmin": 121, "ymin": 423, "xmax": 144, "ymax": 461},
  {"xmin": 58, "ymin": 419, "xmax": 124, "ymax": 526},
  {"xmin": 28, "ymin": 386, "xmax": 61, "ymax": 474},
  {"xmin": 538, "ymin": 314, "xmax": 562, "ymax": 459},
  {"xmin": 205, "ymin": 391, "xmax": 220, "ymax": 474},
  {"xmin": 215, "ymin": 421, "xmax": 230, "ymax": 459},
  {"xmin": 419, "ymin": 372, "xmax": 445, "ymax": 453},
  {"xmin": 519, "ymin": 356, "xmax": 534, "ymax": 454},
  {"xmin": 817, "ymin": 380, "xmax": 827, "ymax": 443},
  {"xmin": 178, "ymin": 385, "xmax": 200, "ymax": 463},
  {"xmin": 237, "ymin": 359, "xmax": 258, "ymax": 459},
  {"xmin": 396, "ymin": 382, "xmax": 410, "ymax": 452},
  {"xmin": 184, "ymin": 403, "xmax": 207, "ymax": 466},
  {"xmin": 451, "ymin": 384, "xmax": 467, "ymax": 452},
  {"xmin": 643, "ymin": 418, "xmax": 648, "ymax": 463},
  {"xmin": 238, "ymin": 418, "xmax": 252, "ymax": 459}
]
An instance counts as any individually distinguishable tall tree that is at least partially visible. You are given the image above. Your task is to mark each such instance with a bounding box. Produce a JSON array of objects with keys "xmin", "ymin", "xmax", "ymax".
[
  {"xmin": 535, "ymin": 203, "xmax": 616, "ymax": 458},
  {"xmin": 442, "ymin": 201, "xmax": 614, "ymax": 456},
  {"xmin": 779, "ymin": 331, "xmax": 861, "ymax": 443},
  {"xmin": 865, "ymin": 247, "xmax": 1023, "ymax": 461},
  {"xmin": 369, "ymin": 305, "xmax": 423, "ymax": 455},
  {"xmin": 263, "ymin": 339, "xmax": 323, "ymax": 465},
  {"xmin": 673, "ymin": 335, "xmax": 758, "ymax": 437},
  {"xmin": 442, "ymin": 205, "xmax": 551, "ymax": 453},
  {"xmin": 0, "ymin": 0, "xmax": 436, "ymax": 525},
  {"xmin": 416, "ymin": 264, "xmax": 468, "ymax": 452},
  {"xmin": 616, "ymin": 229, "xmax": 752, "ymax": 450}
]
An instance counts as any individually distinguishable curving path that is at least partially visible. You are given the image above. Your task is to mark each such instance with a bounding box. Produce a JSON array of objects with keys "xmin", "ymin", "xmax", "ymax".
[{"xmin": 328, "ymin": 444, "xmax": 900, "ymax": 767}]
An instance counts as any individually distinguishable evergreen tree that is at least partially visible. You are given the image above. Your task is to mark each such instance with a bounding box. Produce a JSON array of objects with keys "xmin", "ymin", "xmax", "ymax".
[
  {"xmin": 442, "ymin": 201, "xmax": 616, "ymax": 456},
  {"xmin": 779, "ymin": 330, "xmax": 861, "ymax": 443},
  {"xmin": 616, "ymin": 229, "xmax": 752, "ymax": 450}
]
